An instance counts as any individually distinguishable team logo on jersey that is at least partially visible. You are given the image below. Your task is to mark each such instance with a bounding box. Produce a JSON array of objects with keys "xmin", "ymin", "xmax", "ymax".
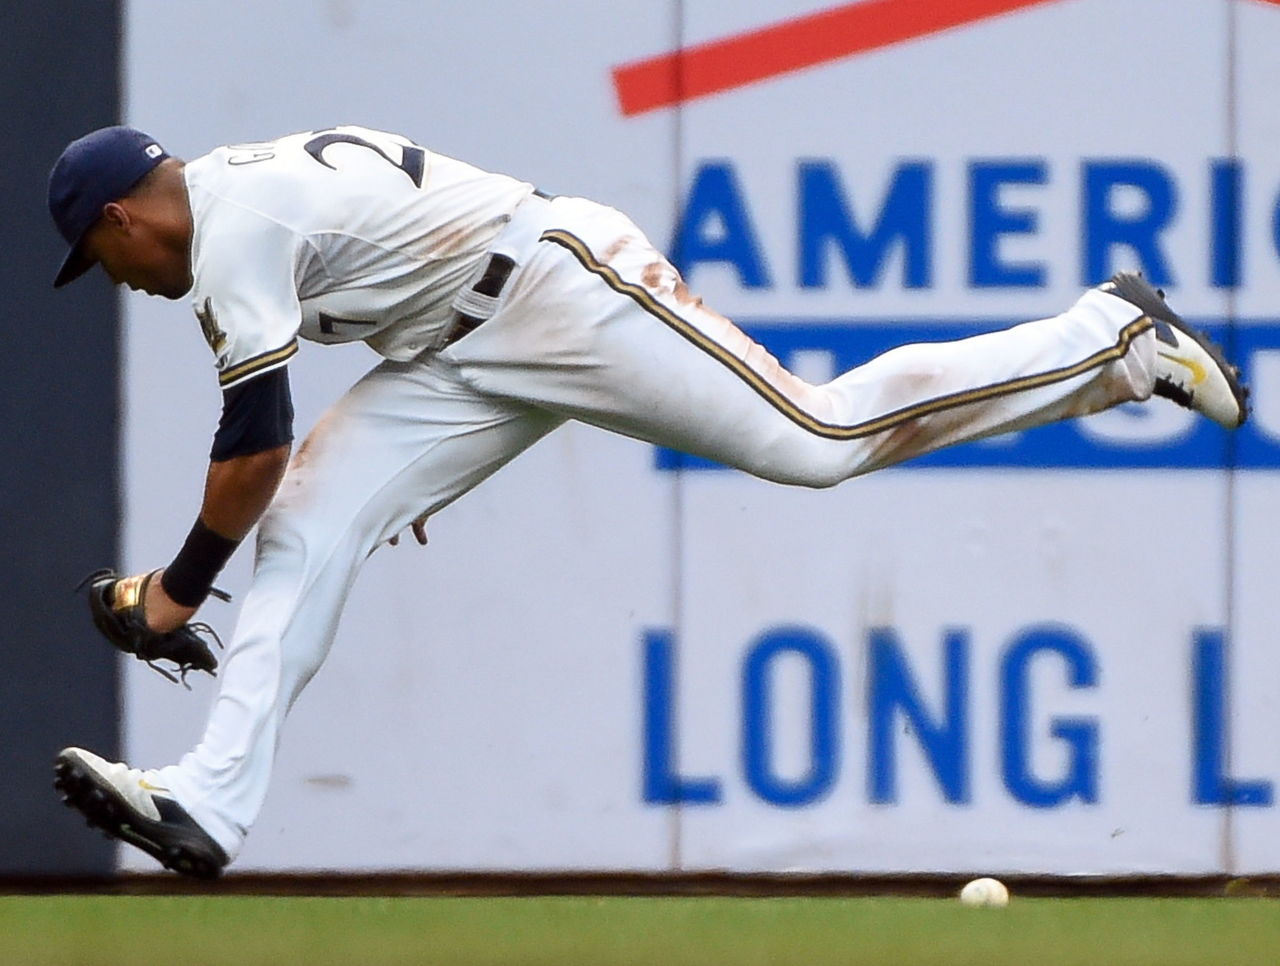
[{"xmin": 195, "ymin": 297, "xmax": 228, "ymax": 355}]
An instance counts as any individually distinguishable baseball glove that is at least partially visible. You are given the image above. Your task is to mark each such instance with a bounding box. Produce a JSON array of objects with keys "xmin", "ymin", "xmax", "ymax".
[{"xmin": 76, "ymin": 569, "xmax": 228, "ymax": 687}]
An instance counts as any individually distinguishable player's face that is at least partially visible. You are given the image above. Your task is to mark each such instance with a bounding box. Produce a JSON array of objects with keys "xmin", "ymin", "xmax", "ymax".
[{"xmin": 83, "ymin": 207, "xmax": 193, "ymax": 300}]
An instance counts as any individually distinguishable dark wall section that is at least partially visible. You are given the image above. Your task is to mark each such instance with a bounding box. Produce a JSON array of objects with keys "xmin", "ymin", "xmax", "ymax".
[{"xmin": 0, "ymin": 0, "xmax": 122, "ymax": 875}]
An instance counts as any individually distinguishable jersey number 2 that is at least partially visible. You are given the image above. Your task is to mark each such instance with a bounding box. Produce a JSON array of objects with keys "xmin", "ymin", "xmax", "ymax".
[{"xmin": 303, "ymin": 131, "xmax": 425, "ymax": 188}]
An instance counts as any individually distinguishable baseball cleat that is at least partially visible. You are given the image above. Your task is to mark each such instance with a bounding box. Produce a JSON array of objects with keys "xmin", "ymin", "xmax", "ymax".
[
  {"xmin": 53, "ymin": 747, "xmax": 227, "ymax": 879},
  {"xmin": 1100, "ymin": 271, "xmax": 1249, "ymax": 429}
]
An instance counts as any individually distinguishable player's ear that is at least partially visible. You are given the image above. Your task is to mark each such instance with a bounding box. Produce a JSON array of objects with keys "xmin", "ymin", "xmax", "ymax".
[{"xmin": 100, "ymin": 201, "xmax": 131, "ymax": 232}]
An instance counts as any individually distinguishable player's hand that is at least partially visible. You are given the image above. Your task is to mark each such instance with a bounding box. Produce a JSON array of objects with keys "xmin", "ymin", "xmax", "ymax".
[
  {"xmin": 387, "ymin": 518, "xmax": 429, "ymax": 548},
  {"xmin": 143, "ymin": 570, "xmax": 199, "ymax": 633}
]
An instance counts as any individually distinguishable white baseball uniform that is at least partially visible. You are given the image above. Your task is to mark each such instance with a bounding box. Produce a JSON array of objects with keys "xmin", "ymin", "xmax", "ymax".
[{"xmin": 156, "ymin": 126, "xmax": 1157, "ymax": 858}]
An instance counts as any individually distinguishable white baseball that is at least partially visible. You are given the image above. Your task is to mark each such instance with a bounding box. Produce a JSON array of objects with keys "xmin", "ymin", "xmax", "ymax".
[{"xmin": 959, "ymin": 877, "xmax": 1010, "ymax": 907}]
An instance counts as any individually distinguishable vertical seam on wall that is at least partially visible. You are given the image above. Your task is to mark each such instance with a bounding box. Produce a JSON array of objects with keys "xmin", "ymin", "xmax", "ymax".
[
  {"xmin": 1221, "ymin": 0, "xmax": 1240, "ymax": 877},
  {"xmin": 670, "ymin": 0, "xmax": 688, "ymax": 876}
]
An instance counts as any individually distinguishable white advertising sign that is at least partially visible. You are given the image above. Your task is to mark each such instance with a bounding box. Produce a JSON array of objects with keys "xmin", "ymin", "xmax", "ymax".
[{"xmin": 120, "ymin": 0, "xmax": 1279, "ymax": 874}]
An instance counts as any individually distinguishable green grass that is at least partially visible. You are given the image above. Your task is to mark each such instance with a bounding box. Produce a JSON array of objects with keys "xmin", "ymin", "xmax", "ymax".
[{"xmin": 2, "ymin": 895, "xmax": 1279, "ymax": 966}]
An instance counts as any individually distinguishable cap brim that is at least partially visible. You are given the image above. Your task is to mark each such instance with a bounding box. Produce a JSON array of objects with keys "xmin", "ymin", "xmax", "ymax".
[{"xmin": 53, "ymin": 240, "xmax": 96, "ymax": 288}]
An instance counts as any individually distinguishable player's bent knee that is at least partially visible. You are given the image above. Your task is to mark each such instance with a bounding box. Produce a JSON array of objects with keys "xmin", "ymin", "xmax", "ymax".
[
  {"xmin": 256, "ymin": 497, "xmax": 390, "ymax": 584},
  {"xmin": 787, "ymin": 468, "xmax": 846, "ymax": 489},
  {"xmin": 740, "ymin": 455, "xmax": 850, "ymax": 489},
  {"xmin": 252, "ymin": 505, "xmax": 337, "ymax": 582}
]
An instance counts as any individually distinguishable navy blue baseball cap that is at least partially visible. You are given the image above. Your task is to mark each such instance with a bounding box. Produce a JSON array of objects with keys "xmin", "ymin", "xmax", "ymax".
[{"xmin": 48, "ymin": 126, "xmax": 170, "ymax": 287}]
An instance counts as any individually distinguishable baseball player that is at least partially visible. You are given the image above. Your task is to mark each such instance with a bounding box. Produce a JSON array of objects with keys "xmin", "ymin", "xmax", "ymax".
[{"xmin": 47, "ymin": 125, "xmax": 1247, "ymax": 878}]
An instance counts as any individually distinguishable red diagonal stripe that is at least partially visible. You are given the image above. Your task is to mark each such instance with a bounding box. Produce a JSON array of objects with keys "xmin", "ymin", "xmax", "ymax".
[{"xmin": 614, "ymin": 0, "xmax": 1067, "ymax": 117}]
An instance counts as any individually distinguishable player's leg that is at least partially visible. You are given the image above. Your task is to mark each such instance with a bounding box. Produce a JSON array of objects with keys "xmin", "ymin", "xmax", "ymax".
[
  {"xmin": 441, "ymin": 199, "xmax": 1188, "ymax": 486},
  {"xmin": 145, "ymin": 355, "xmax": 563, "ymax": 865}
]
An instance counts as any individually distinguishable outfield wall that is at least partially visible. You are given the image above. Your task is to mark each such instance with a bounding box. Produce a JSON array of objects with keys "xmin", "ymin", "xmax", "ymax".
[
  {"xmin": 4, "ymin": 0, "xmax": 122, "ymax": 877},
  {"xmin": 117, "ymin": 0, "xmax": 1280, "ymax": 876}
]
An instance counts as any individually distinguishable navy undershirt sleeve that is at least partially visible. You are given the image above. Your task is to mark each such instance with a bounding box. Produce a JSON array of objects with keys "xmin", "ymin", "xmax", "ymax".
[{"xmin": 210, "ymin": 366, "xmax": 295, "ymax": 462}]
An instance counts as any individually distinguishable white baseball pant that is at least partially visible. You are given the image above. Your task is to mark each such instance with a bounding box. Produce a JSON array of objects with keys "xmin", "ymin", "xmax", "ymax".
[{"xmin": 159, "ymin": 195, "xmax": 1156, "ymax": 858}]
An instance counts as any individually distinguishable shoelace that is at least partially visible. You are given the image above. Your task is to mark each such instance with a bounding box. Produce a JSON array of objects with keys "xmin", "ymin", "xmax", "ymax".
[{"xmin": 146, "ymin": 622, "xmax": 226, "ymax": 689}]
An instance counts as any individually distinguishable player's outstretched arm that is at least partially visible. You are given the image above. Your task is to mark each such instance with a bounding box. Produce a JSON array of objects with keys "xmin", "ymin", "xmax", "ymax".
[
  {"xmin": 143, "ymin": 365, "xmax": 297, "ymax": 631},
  {"xmin": 144, "ymin": 443, "xmax": 291, "ymax": 633},
  {"xmin": 197, "ymin": 443, "xmax": 292, "ymax": 542}
]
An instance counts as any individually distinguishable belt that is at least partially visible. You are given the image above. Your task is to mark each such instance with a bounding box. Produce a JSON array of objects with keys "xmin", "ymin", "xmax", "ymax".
[
  {"xmin": 445, "ymin": 253, "xmax": 516, "ymax": 346},
  {"xmin": 444, "ymin": 189, "xmax": 554, "ymax": 348}
]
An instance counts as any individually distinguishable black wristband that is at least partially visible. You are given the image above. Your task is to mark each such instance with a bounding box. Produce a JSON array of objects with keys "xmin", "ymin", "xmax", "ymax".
[{"xmin": 161, "ymin": 519, "xmax": 240, "ymax": 607}]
